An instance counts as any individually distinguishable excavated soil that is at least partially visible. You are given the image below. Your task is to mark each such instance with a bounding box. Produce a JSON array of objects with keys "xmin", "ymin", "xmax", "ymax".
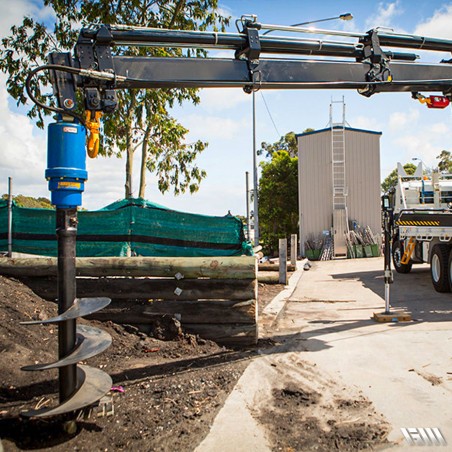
[{"xmin": 0, "ymin": 275, "xmax": 258, "ymax": 451}]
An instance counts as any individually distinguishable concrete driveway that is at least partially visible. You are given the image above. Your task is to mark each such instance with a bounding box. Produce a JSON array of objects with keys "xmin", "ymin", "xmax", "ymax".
[
  {"xmin": 279, "ymin": 257, "xmax": 452, "ymax": 449},
  {"xmin": 197, "ymin": 257, "xmax": 452, "ymax": 451}
]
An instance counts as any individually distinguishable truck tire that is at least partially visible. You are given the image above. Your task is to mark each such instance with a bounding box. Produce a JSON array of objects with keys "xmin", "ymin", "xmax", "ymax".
[
  {"xmin": 431, "ymin": 244, "xmax": 451, "ymax": 293},
  {"xmin": 392, "ymin": 240, "xmax": 412, "ymax": 274},
  {"xmin": 447, "ymin": 249, "xmax": 452, "ymax": 291}
]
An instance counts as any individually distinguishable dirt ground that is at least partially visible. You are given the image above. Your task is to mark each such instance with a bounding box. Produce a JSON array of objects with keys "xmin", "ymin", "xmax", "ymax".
[
  {"xmin": 0, "ymin": 274, "xmax": 390, "ymax": 451},
  {"xmin": 257, "ymin": 359, "xmax": 390, "ymax": 451}
]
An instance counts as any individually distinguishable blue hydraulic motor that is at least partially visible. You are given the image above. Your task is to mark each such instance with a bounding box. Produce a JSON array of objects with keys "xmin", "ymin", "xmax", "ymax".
[{"xmin": 45, "ymin": 119, "xmax": 87, "ymax": 208}]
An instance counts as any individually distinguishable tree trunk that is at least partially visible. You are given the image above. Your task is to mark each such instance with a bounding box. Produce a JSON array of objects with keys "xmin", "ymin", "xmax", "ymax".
[
  {"xmin": 124, "ymin": 95, "xmax": 137, "ymax": 198},
  {"xmin": 125, "ymin": 144, "xmax": 134, "ymax": 198},
  {"xmin": 138, "ymin": 123, "xmax": 153, "ymax": 199}
]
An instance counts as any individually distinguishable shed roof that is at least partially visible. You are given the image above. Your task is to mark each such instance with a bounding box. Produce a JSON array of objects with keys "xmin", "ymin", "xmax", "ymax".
[{"xmin": 296, "ymin": 126, "xmax": 382, "ymax": 138}]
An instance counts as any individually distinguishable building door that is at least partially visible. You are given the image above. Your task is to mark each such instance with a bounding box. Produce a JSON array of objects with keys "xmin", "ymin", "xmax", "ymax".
[{"xmin": 333, "ymin": 208, "xmax": 348, "ymax": 257}]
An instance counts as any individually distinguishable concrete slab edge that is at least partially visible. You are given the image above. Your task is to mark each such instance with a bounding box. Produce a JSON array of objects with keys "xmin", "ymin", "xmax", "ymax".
[{"xmin": 259, "ymin": 259, "xmax": 307, "ymax": 336}]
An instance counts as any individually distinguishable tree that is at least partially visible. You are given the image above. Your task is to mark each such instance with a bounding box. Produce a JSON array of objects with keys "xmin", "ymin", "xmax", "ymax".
[
  {"xmin": 437, "ymin": 150, "xmax": 452, "ymax": 173},
  {"xmin": 1, "ymin": 194, "xmax": 53, "ymax": 209},
  {"xmin": 259, "ymin": 131, "xmax": 297, "ymax": 158},
  {"xmin": 258, "ymin": 150, "xmax": 298, "ymax": 255},
  {"xmin": 381, "ymin": 163, "xmax": 416, "ymax": 193},
  {"xmin": 0, "ymin": 1, "xmax": 229, "ymax": 199},
  {"xmin": 259, "ymin": 128, "xmax": 315, "ymax": 159}
]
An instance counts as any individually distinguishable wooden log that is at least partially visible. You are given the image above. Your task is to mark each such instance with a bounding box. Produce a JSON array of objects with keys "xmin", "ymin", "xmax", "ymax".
[
  {"xmin": 258, "ymin": 263, "xmax": 296, "ymax": 272},
  {"xmin": 0, "ymin": 256, "xmax": 257, "ymax": 279},
  {"xmin": 86, "ymin": 298, "xmax": 256, "ymax": 325},
  {"xmin": 183, "ymin": 323, "xmax": 258, "ymax": 346},
  {"xmin": 20, "ymin": 277, "xmax": 257, "ymax": 302},
  {"xmin": 257, "ymin": 273, "xmax": 284, "ymax": 284}
]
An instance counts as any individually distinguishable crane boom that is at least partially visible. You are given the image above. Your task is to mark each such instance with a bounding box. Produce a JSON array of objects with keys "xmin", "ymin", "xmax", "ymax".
[{"xmin": 40, "ymin": 18, "xmax": 452, "ymax": 117}]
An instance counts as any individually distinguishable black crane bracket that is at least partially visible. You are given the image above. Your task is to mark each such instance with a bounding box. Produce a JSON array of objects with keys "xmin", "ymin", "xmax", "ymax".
[
  {"xmin": 358, "ymin": 29, "xmax": 392, "ymax": 97},
  {"xmin": 235, "ymin": 17, "xmax": 262, "ymax": 93}
]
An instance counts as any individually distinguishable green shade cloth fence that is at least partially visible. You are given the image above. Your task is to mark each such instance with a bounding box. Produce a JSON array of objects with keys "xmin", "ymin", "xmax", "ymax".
[{"xmin": 0, "ymin": 198, "xmax": 252, "ymax": 257}]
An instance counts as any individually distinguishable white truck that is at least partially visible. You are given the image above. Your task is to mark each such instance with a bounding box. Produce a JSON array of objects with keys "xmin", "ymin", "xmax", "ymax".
[{"xmin": 390, "ymin": 162, "xmax": 452, "ymax": 292}]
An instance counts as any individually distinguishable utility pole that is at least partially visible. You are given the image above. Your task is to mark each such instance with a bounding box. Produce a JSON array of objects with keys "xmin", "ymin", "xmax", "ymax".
[
  {"xmin": 245, "ymin": 171, "xmax": 250, "ymax": 241},
  {"xmin": 252, "ymin": 91, "xmax": 259, "ymax": 246}
]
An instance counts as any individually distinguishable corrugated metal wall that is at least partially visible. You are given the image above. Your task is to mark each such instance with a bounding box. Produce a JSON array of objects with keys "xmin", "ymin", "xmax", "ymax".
[{"xmin": 298, "ymin": 128, "xmax": 381, "ymax": 254}]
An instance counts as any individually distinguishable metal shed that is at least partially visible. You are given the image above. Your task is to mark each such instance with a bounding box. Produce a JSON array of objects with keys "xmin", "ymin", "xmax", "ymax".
[{"xmin": 297, "ymin": 126, "xmax": 382, "ymax": 256}]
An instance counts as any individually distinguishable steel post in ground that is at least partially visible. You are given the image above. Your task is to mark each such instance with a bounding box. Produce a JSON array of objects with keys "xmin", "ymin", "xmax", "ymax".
[
  {"xmin": 252, "ymin": 91, "xmax": 259, "ymax": 246},
  {"xmin": 56, "ymin": 207, "xmax": 78, "ymax": 402},
  {"xmin": 245, "ymin": 171, "xmax": 250, "ymax": 242},
  {"xmin": 373, "ymin": 201, "xmax": 412, "ymax": 323},
  {"xmin": 7, "ymin": 177, "xmax": 13, "ymax": 257},
  {"xmin": 279, "ymin": 238, "xmax": 288, "ymax": 284},
  {"xmin": 290, "ymin": 234, "xmax": 297, "ymax": 265},
  {"xmin": 383, "ymin": 210, "xmax": 393, "ymax": 314}
]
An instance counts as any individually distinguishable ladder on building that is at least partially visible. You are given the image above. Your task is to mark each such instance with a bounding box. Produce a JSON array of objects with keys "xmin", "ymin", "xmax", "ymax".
[
  {"xmin": 330, "ymin": 98, "xmax": 347, "ymax": 210},
  {"xmin": 329, "ymin": 97, "xmax": 349, "ymax": 257}
]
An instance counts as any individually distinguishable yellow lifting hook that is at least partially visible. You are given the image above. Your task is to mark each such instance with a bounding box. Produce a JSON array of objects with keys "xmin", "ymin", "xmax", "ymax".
[{"xmin": 85, "ymin": 110, "xmax": 103, "ymax": 158}]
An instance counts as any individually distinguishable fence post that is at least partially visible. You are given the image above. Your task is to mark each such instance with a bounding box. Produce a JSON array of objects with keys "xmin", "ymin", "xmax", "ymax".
[
  {"xmin": 290, "ymin": 234, "xmax": 297, "ymax": 265},
  {"xmin": 7, "ymin": 177, "xmax": 13, "ymax": 258},
  {"xmin": 279, "ymin": 238, "xmax": 287, "ymax": 284}
]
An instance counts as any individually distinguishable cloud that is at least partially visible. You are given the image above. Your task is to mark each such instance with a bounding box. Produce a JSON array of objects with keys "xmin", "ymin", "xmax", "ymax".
[
  {"xmin": 393, "ymin": 134, "xmax": 439, "ymax": 162},
  {"xmin": 349, "ymin": 115, "xmax": 382, "ymax": 131},
  {"xmin": 365, "ymin": 1, "xmax": 403, "ymax": 30},
  {"xmin": 388, "ymin": 115, "xmax": 451, "ymax": 170},
  {"xmin": 198, "ymin": 88, "xmax": 249, "ymax": 112},
  {"xmin": 415, "ymin": 5, "xmax": 452, "ymax": 39},
  {"xmin": 182, "ymin": 113, "xmax": 248, "ymax": 141},
  {"xmin": 0, "ymin": 74, "xmax": 48, "ymax": 197},
  {"xmin": 388, "ymin": 109, "xmax": 420, "ymax": 131}
]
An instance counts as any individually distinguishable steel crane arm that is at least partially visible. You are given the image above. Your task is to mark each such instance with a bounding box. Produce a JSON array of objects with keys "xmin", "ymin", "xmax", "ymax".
[
  {"xmin": 107, "ymin": 57, "xmax": 452, "ymax": 92},
  {"xmin": 35, "ymin": 20, "xmax": 452, "ymax": 117}
]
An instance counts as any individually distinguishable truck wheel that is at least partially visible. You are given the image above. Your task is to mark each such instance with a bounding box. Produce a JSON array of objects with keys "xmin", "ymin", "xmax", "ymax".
[
  {"xmin": 447, "ymin": 249, "xmax": 452, "ymax": 290},
  {"xmin": 431, "ymin": 244, "xmax": 451, "ymax": 293},
  {"xmin": 392, "ymin": 240, "xmax": 412, "ymax": 274}
]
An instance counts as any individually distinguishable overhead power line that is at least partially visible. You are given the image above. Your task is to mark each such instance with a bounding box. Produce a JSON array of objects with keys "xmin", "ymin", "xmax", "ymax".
[{"xmin": 259, "ymin": 92, "xmax": 281, "ymax": 139}]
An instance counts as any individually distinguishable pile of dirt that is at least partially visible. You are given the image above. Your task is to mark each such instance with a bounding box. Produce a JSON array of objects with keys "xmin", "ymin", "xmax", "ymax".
[
  {"xmin": 0, "ymin": 275, "xmax": 254, "ymax": 450},
  {"xmin": 0, "ymin": 276, "xmax": 59, "ymax": 400}
]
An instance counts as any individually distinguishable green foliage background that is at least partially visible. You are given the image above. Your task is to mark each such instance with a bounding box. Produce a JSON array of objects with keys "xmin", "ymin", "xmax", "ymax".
[
  {"xmin": 258, "ymin": 150, "xmax": 298, "ymax": 255},
  {"xmin": 1, "ymin": 194, "xmax": 53, "ymax": 209}
]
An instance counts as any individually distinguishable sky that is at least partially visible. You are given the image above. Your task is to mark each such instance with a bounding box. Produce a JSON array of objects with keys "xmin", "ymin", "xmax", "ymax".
[{"xmin": 1, "ymin": 0, "xmax": 452, "ymax": 216}]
